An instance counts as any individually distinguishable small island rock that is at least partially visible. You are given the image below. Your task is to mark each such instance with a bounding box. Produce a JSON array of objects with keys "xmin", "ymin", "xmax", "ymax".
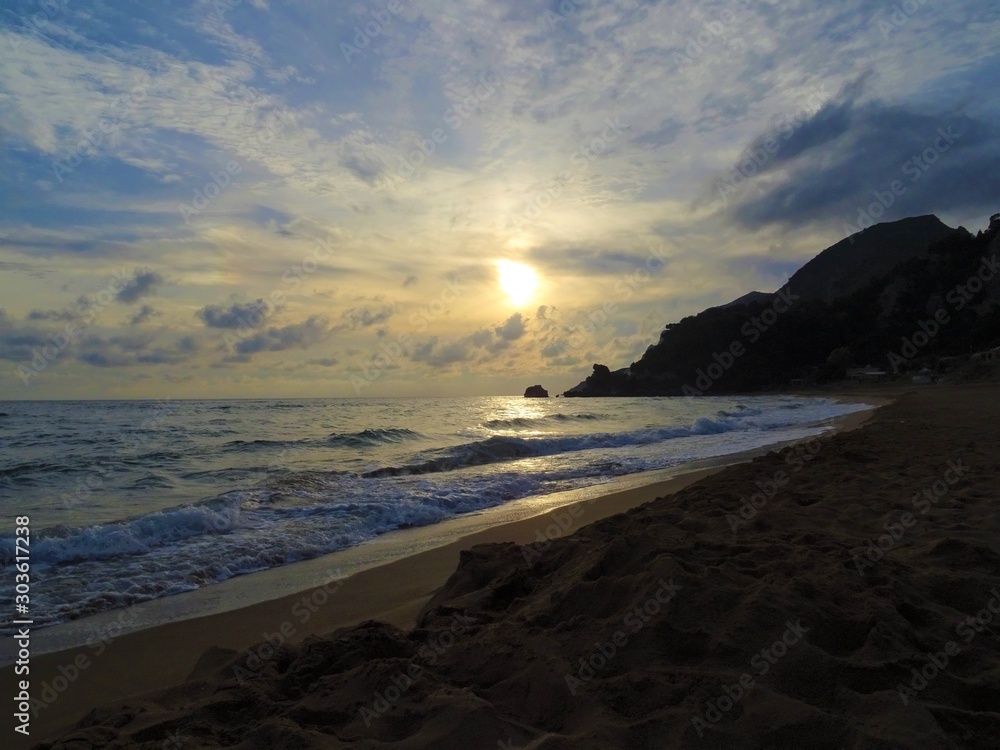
[{"xmin": 524, "ymin": 384, "xmax": 549, "ymax": 398}]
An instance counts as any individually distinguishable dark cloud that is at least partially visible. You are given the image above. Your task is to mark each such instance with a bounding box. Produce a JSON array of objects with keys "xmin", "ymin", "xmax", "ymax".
[
  {"xmin": 0, "ymin": 315, "xmax": 52, "ymax": 362},
  {"xmin": 466, "ymin": 329, "xmax": 493, "ymax": 348},
  {"xmin": 77, "ymin": 333, "xmax": 195, "ymax": 367},
  {"xmin": 117, "ymin": 269, "xmax": 164, "ymax": 304},
  {"xmin": 197, "ymin": 299, "xmax": 270, "ymax": 329},
  {"xmin": 541, "ymin": 340, "xmax": 566, "ymax": 357},
  {"xmin": 530, "ymin": 245, "xmax": 668, "ymax": 276},
  {"xmin": 232, "ymin": 316, "xmax": 330, "ymax": 356},
  {"xmin": 341, "ymin": 152, "xmax": 384, "ymax": 185},
  {"xmin": 334, "ymin": 305, "xmax": 395, "ymax": 332},
  {"xmin": 410, "ymin": 312, "xmax": 530, "ymax": 367},
  {"xmin": 410, "ymin": 338, "xmax": 438, "ymax": 361},
  {"xmin": 27, "ymin": 308, "xmax": 79, "ymax": 322},
  {"xmin": 725, "ymin": 95, "xmax": 1000, "ymax": 229},
  {"xmin": 695, "ymin": 92, "xmax": 752, "ymax": 132},
  {"xmin": 307, "ymin": 357, "xmax": 340, "ymax": 367},
  {"xmin": 128, "ymin": 305, "xmax": 159, "ymax": 326},
  {"xmin": 403, "ymin": 275, "xmax": 418, "ymax": 287},
  {"xmin": 495, "ymin": 312, "xmax": 526, "ymax": 341},
  {"xmin": 0, "ymin": 260, "xmax": 47, "ymax": 279},
  {"xmin": 412, "ymin": 340, "xmax": 471, "ymax": 366}
]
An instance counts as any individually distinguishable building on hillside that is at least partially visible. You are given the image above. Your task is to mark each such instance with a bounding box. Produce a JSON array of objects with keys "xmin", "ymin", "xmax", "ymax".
[{"xmin": 846, "ymin": 366, "xmax": 888, "ymax": 382}]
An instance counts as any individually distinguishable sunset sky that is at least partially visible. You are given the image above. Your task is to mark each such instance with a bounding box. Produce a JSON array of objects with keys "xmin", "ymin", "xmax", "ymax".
[{"xmin": 1, "ymin": 0, "xmax": 998, "ymax": 398}]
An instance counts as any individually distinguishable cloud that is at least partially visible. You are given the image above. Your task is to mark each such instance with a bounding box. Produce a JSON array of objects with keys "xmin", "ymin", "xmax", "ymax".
[
  {"xmin": 116, "ymin": 269, "xmax": 164, "ymax": 304},
  {"xmin": 411, "ymin": 340, "xmax": 471, "ymax": 366},
  {"xmin": 724, "ymin": 97, "xmax": 1000, "ymax": 229},
  {"xmin": 541, "ymin": 340, "xmax": 566, "ymax": 358},
  {"xmin": 632, "ymin": 117, "xmax": 684, "ymax": 149},
  {"xmin": 494, "ymin": 312, "xmax": 526, "ymax": 341},
  {"xmin": 197, "ymin": 299, "xmax": 271, "ymax": 329},
  {"xmin": 408, "ymin": 312, "xmax": 532, "ymax": 368},
  {"xmin": 0, "ymin": 314, "xmax": 53, "ymax": 362},
  {"xmin": 231, "ymin": 316, "xmax": 330, "ymax": 356},
  {"xmin": 27, "ymin": 308, "xmax": 79, "ymax": 322},
  {"xmin": 128, "ymin": 305, "xmax": 159, "ymax": 326},
  {"xmin": 334, "ymin": 305, "xmax": 395, "ymax": 331},
  {"xmin": 77, "ymin": 333, "xmax": 196, "ymax": 367},
  {"xmin": 2, "ymin": 0, "xmax": 998, "ymax": 397}
]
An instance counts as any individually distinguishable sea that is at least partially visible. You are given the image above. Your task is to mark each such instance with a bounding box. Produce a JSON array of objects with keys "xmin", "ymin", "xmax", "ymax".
[{"xmin": 0, "ymin": 395, "xmax": 871, "ymax": 646}]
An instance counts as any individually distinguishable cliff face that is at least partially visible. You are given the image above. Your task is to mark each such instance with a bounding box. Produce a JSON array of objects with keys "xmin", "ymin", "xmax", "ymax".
[{"xmin": 565, "ymin": 213, "xmax": 1000, "ymax": 396}]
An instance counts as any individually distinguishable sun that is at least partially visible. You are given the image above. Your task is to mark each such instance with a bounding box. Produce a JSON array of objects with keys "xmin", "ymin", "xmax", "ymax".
[{"xmin": 496, "ymin": 260, "xmax": 538, "ymax": 307}]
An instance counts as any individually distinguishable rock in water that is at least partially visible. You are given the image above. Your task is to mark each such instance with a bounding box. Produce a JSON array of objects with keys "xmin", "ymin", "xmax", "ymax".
[{"xmin": 523, "ymin": 384, "xmax": 549, "ymax": 398}]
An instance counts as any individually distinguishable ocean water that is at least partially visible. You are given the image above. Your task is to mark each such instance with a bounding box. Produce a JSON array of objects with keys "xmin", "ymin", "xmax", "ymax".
[{"xmin": 0, "ymin": 395, "xmax": 870, "ymax": 635}]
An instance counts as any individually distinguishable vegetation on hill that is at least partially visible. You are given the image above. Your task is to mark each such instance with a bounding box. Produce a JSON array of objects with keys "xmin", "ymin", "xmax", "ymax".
[{"xmin": 565, "ymin": 213, "xmax": 1000, "ymax": 396}]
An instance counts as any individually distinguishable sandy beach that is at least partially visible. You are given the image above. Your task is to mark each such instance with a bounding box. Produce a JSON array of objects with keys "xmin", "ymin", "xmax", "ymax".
[{"xmin": 13, "ymin": 385, "xmax": 1000, "ymax": 748}]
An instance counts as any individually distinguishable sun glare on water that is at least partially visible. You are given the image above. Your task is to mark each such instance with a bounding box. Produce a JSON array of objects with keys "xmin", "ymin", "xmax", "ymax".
[{"xmin": 496, "ymin": 261, "xmax": 538, "ymax": 307}]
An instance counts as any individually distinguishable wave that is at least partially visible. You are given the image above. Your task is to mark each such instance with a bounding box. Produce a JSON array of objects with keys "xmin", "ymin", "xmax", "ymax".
[
  {"xmin": 221, "ymin": 438, "xmax": 297, "ymax": 452},
  {"xmin": 363, "ymin": 415, "xmax": 744, "ymax": 477},
  {"xmin": 326, "ymin": 428, "xmax": 423, "ymax": 447},
  {"xmin": 0, "ymin": 496, "xmax": 244, "ymax": 566},
  {"xmin": 483, "ymin": 412, "xmax": 606, "ymax": 429},
  {"xmin": 0, "ymin": 461, "xmax": 72, "ymax": 478}
]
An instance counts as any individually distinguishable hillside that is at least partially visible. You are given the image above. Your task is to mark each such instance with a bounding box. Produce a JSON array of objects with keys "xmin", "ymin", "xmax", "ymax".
[
  {"xmin": 787, "ymin": 215, "xmax": 957, "ymax": 302},
  {"xmin": 565, "ymin": 213, "xmax": 1000, "ymax": 396}
]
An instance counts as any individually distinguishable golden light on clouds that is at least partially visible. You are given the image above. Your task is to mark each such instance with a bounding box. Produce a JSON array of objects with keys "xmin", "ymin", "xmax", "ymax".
[{"xmin": 495, "ymin": 260, "xmax": 538, "ymax": 307}]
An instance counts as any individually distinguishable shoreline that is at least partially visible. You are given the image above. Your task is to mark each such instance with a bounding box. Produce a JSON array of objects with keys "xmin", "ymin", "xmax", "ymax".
[
  {"xmin": 4, "ymin": 394, "xmax": 880, "ymax": 661},
  {"xmin": 6, "ymin": 397, "xmax": 881, "ymax": 745}
]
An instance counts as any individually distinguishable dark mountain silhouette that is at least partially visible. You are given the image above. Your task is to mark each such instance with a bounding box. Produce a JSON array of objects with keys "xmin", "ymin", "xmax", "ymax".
[
  {"xmin": 564, "ymin": 212, "xmax": 1000, "ymax": 396},
  {"xmin": 786, "ymin": 214, "xmax": 957, "ymax": 302},
  {"xmin": 715, "ymin": 291, "xmax": 772, "ymax": 309}
]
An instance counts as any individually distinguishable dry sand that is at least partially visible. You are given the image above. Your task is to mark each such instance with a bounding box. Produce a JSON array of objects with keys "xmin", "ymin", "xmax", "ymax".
[{"xmin": 16, "ymin": 386, "xmax": 1000, "ymax": 748}]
